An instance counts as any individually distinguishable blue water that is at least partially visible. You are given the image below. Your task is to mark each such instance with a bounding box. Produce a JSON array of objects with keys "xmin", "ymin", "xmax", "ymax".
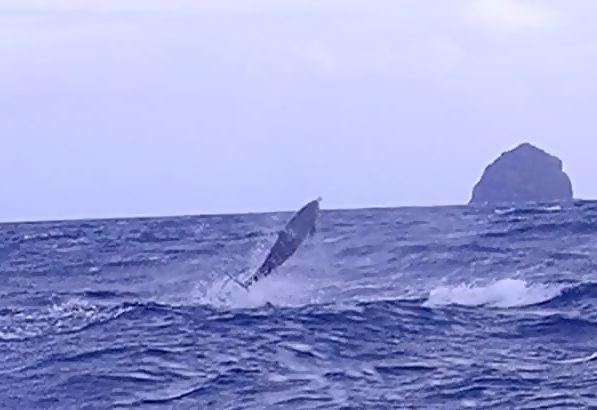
[{"xmin": 1, "ymin": 202, "xmax": 597, "ymax": 409}]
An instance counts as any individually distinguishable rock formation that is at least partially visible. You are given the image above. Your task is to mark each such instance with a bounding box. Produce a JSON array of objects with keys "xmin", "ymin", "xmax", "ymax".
[{"xmin": 469, "ymin": 142, "xmax": 573, "ymax": 205}]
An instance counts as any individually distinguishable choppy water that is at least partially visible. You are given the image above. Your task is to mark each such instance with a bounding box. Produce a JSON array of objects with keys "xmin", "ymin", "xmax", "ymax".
[{"xmin": 1, "ymin": 201, "xmax": 597, "ymax": 409}]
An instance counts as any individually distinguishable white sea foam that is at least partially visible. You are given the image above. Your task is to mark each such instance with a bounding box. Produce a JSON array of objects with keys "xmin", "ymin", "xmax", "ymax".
[
  {"xmin": 494, "ymin": 205, "xmax": 562, "ymax": 215},
  {"xmin": 424, "ymin": 278, "xmax": 563, "ymax": 308},
  {"xmin": 556, "ymin": 352, "xmax": 597, "ymax": 364},
  {"xmin": 199, "ymin": 270, "xmax": 327, "ymax": 310},
  {"xmin": 494, "ymin": 207, "xmax": 516, "ymax": 215},
  {"xmin": 0, "ymin": 298, "xmax": 132, "ymax": 341}
]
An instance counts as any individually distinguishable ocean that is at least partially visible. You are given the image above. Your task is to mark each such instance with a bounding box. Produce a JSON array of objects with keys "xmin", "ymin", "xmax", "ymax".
[{"xmin": 1, "ymin": 201, "xmax": 596, "ymax": 409}]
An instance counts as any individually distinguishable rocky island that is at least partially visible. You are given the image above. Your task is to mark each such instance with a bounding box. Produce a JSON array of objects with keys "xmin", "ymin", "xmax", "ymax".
[{"xmin": 469, "ymin": 142, "xmax": 574, "ymax": 205}]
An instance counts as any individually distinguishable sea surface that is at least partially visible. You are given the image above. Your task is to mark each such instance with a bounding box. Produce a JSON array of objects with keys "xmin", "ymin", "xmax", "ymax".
[{"xmin": 1, "ymin": 201, "xmax": 597, "ymax": 409}]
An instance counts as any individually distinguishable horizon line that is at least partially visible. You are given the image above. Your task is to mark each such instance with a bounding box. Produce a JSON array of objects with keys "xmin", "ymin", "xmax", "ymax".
[
  {"xmin": 0, "ymin": 197, "xmax": 592, "ymax": 226},
  {"xmin": 0, "ymin": 201, "xmax": 466, "ymax": 225}
]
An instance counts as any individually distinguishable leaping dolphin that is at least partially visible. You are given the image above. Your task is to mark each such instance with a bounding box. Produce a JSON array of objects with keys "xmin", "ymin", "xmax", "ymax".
[{"xmin": 222, "ymin": 197, "xmax": 321, "ymax": 291}]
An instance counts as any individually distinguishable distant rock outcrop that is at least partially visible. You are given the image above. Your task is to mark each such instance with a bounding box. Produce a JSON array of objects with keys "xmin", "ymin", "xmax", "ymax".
[{"xmin": 469, "ymin": 142, "xmax": 573, "ymax": 205}]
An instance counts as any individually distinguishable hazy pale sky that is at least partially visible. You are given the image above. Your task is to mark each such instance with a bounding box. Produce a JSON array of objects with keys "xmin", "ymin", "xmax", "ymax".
[{"xmin": 1, "ymin": 0, "xmax": 596, "ymax": 222}]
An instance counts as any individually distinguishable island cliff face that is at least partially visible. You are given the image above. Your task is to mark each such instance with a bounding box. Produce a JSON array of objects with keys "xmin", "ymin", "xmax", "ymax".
[{"xmin": 469, "ymin": 143, "xmax": 573, "ymax": 205}]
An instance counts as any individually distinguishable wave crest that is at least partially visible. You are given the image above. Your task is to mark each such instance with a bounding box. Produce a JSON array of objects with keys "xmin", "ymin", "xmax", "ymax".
[{"xmin": 424, "ymin": 279, "xmax": 563, "ymax": 308}]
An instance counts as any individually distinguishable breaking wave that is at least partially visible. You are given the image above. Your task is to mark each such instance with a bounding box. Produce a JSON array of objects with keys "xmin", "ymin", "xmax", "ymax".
[{"xmin": 424, "ymin": 278, "xmax": 565, "ymax": 308}]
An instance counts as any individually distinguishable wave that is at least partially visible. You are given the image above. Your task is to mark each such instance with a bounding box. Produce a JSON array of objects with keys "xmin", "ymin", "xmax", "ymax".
[
  {"xmin": 480, "ymin": 219, "xmax": 597, "ymax": 239},
  {"xmin": 494, "ymin": 205, "xmax": 562, "ymax": 216},
  {"xmin": 20, "ymin": 230, "xmax": 84, "ymax": 243},
  {"xmin": 0, "ymin": 298, "xmax": 134, "ymax": 342},
  {"xmin": 556, "ymin": 352, "xmax": 597, "ymax": 364},
  {"xmin": 512, "ymin": 314, "xmax": 597, "ymax": 341},
  {"xmin": 3, "ymin": 274, "xmax": 595, "ymax": 344},
  {"xmin": 424, "ymin": 279, "xmax": 564, "ymax": 308},
  {"xmin": 538, "ymin": 282, "xmax": 597, "ymax": 307}
]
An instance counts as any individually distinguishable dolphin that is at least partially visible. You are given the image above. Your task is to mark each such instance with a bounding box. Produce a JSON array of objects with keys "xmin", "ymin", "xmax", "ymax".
[{"xmin": 239, "ymin": 197, "xmax": 321, "ymax": 289}]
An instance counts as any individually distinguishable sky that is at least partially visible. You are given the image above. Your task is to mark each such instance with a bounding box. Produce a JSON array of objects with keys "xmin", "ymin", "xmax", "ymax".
[{"xmin": 1, "ymin": 0, "xmax": 596, "ymax": 222}]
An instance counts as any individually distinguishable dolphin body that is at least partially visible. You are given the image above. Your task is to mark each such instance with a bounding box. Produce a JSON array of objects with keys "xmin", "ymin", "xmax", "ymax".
[{"xmin": 241, "ymin": 198, "xmax": 321, "ymax": 289}]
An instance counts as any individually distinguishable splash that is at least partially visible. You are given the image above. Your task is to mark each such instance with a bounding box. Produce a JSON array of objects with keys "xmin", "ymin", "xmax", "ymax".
[
  {"xmin": 196, "ymin": 270, "xmax": 326, "ymax": 310},
  {"xmin": 194, "ymin": 230, "xmax": 335, "ymax": 310},
  {"xmin": 424, "ymin": 278, "xmax": 563, "ymax": 308}
]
